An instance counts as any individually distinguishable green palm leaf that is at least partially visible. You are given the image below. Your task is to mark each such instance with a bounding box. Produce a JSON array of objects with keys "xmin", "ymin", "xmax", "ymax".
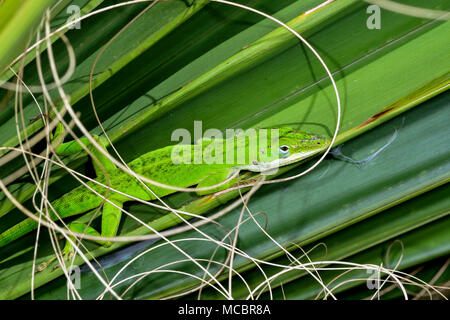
[{"xmin": 0, "ymin": 0, "xmax": 448, "ymax": 299}]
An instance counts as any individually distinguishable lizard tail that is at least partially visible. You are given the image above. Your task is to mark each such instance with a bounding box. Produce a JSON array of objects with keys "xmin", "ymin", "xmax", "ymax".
[
  {"xmin": 0, "ymin": 190, "xmax": 104, "ymax": 248},
  {"xmin": 0, "ymin": 217, "xmax": 39, "ymax": 248}
]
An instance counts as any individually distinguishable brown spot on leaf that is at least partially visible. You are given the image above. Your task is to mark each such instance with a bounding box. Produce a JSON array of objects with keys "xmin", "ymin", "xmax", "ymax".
[{"xmin": 358, "ymin": 107, "xmax": 394, "ymax": 128}]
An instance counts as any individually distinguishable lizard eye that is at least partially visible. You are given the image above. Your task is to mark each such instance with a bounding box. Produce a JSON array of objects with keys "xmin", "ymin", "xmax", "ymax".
[{"xmin": 279, "ymin": 145, "xmax": 290, "ymax": 157}]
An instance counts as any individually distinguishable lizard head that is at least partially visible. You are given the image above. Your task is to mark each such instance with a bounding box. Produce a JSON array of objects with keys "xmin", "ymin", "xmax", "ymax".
[
  {"xmin": 240, "ymin": 126, "xmax": 331, "ymax": 172},
  {"xmin": 275, "ymin": 126, "xmax": 330, "ymax": 164}
]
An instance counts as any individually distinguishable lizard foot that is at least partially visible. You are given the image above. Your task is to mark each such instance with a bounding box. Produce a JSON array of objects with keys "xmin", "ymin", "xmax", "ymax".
[
  {"xmin": 36, "ymin": 245, "xmax": 75, "ymax": 273},
  {"xmin": 52, "ymin": 247, "xmax": 76, "ymax": 271}
]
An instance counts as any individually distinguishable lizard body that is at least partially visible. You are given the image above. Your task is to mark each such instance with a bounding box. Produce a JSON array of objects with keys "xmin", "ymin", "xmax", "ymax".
[{"xmin": 0, "ymin": 127, "xmax": 329, "ymax": 267}]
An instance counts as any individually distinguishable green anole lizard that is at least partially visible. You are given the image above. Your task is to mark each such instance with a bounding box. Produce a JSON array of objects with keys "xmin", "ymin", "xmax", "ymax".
[{"xmin": 0, "ymin": 126, "xmax": 329, "ymax": 269}]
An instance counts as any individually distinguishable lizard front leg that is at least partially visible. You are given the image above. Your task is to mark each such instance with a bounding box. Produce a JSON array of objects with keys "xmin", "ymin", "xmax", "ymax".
[{"xmin": 196, "ymin": 168, "xmax": 239, "ymax": 196}]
